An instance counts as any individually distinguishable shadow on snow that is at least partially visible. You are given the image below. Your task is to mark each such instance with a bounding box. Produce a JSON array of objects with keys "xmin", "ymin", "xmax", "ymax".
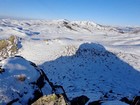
[{"xmin": 40, "ymin": 43, "xmax": 140, "ymax": 100}]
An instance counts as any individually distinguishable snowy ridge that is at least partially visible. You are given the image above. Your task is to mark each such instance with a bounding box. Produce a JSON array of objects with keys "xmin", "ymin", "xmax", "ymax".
[{"xmin": 1, "ymin": 19, "xmax": 140, "ymax": 36}]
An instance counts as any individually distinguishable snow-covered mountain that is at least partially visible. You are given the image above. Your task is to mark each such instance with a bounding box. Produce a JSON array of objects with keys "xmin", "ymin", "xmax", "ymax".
[
  {"xmin": 0, "ymin": 19, "xmax": 139, "ymax": 37},
  {"xmin": 0, "ymin": 19, "xmax": 140, "ymax": 105}
]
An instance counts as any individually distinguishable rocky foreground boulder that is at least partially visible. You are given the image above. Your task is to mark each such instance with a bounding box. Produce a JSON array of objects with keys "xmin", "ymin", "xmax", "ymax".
[{"xmin": 0, "ymin": 56, "xmax": 55, "ymax": 104}]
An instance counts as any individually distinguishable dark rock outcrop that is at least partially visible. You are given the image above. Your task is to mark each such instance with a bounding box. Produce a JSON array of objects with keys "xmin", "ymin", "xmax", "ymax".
[
  {"xmin": 70, "ymin": 95, "xmax": 89, "ymax": 105},
  {"xmin": 88, "ymin": 100, "xmax": 102, "ymax": 105},
  {"xmin": 131, "ymin": 96, "xmax": 140, "ymax": 105},
  {"xmin": 120, "ymin": 97, "xmax": 132, "ymax": 104}
]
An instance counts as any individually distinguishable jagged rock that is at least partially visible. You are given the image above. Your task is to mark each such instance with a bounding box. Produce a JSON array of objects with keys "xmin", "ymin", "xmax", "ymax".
[
  {"xmin": 32, "ymin": 94, "xmax": 69, "ymax": 105},
  {"xmin": 120, "ymin": 97, "xmax": 132, "ymax": 104},
  {"xmin": 70, "ymin": 95, "xmax": 89, "ymax": 105},
  {"xmin": 0, "ymin": 35, "xmax": 18, "ymax": 60},
  {"xmin": 120, "ymin": 96, "xmax": 140, "ymax": 105},
  {"xmin": 88, "ymin": 100, "xmax": 102, "ymax": 105},
  {"xmin": 131, "ymin": 96, "xmax": 140, "ymax": 105},
  {"xmin": 0, "ymin": 67, "xmax": 5, "ymax": 73}
]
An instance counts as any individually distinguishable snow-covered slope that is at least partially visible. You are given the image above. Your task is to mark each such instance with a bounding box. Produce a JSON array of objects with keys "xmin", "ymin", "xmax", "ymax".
[
  {"xmin": 0, "ymin": 19, "xmax": 140, "ymax": 104},
  {"xmin": 41, "ymin": 43, "xmax": 140, "ymax": 103}
]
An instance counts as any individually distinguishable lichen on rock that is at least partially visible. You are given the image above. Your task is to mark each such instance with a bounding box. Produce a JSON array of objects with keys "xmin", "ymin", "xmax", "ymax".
[
  {"xmin": 32, "ymin": 94, "xmax": 69, "ymax": 105},
  {"xmin": 0, "ymin": 35, "xmax": 18, "ymax": 60}
]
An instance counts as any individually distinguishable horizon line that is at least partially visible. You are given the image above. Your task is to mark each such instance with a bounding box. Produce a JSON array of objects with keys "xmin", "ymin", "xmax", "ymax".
[{"xmin": 0, "ymin": 15, "xmax": 139, "ymax": 27}]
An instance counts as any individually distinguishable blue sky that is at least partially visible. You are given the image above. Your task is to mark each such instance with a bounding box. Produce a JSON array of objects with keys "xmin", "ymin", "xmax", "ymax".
[{"xmin": 0, "ymin": 0, "xmax": 140, "ymax": 26}]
